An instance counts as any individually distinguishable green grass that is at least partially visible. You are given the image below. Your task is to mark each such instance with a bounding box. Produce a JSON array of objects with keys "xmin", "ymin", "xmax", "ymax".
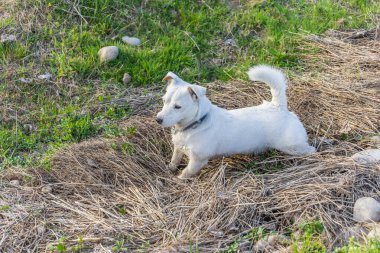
[
  {"xmin": 334, "ymin": 237, "xmax": 380, "ymax": 253},
  {"xmin": 1, "ymin": 0, "xmax": 379, "ymax": 168}
]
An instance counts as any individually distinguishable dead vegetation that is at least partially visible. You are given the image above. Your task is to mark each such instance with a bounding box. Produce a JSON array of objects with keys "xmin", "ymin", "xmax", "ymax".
[{"xmin": 1, "ymin": 29, "xmax": 380, "ymax": 252}]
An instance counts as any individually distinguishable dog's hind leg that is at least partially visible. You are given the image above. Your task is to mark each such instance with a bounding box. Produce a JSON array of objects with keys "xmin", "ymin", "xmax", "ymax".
[
  {"xmin": 168, "ymin": 146, "xmax": 184, "ymax": 171},
  {"xmin": 178, "ymin": 154, "xmax": 208, "ymax": 179}
]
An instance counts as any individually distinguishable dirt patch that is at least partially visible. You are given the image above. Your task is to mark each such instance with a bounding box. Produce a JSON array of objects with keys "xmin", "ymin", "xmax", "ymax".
[{"xmin": 1, "ymin": 29, "xmax": 379, "ymax": 252}]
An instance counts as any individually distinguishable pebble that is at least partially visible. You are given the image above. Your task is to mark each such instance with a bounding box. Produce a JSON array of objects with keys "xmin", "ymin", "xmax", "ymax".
[
  {"xmin": 224, "ymin": 38, "xmax": 237, "ymax": 47},
  {"xmin": 1, "ymin": 34, "xmax": 16, "ymax": 43},
  {"xmin": 19, "ymin": 77, "xmax": 33, "ymax": 83},
  {"xmin": 41, "ymin": 185, "xmax": 53, "ymax": 194},
  {"xmin": 98, "ymin": 46, "xmax": 119, "ymax": 62},
  {"xmin": 9, "ymin": 180, "xmax": 20, "ymax": 186},
  {"xmin": 37, "ymin": 72, "xmax": 52, "ymax": 80},
  {"xmin": 122, "ymin": 36, "xmax": 141, "ymax": 46},
  {"xmin": 352, "ymin": 149, "xmax": 380, "ymax": 165},
  {"xmin": 370, "ymin": 135, "xmax": 380, "ymax": 147},
  {"xmin": 212, "ymin": 231, "xmax": 224, "ymax": 238},
  {"xmin": 353, "ymin": 197, "xmax": 380, "ymax": 222},
  {"xmin": 122, "ymin": 73, "xmax": 131, "ymax": 84}
]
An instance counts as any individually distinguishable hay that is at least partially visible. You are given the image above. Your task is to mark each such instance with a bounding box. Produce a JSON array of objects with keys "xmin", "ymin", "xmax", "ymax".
[{"xmin": 1, "ymin": 29, "xmax": 380, "ymax": 252}]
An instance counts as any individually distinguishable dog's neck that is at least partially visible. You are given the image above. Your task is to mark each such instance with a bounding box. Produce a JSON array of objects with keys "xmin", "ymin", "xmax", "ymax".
[{"xmin": 174, "ymin": 97, "xmax": 212, "ymax": 133}]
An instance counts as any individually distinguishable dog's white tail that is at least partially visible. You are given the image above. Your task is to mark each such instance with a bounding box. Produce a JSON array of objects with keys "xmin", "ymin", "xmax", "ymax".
[{"xmin": 247, "ymin": 65, "xmax": 287, "ymax": 109}]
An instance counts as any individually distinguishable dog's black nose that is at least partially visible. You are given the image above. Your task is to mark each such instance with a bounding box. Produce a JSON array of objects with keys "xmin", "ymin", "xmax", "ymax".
[{"xmin": 156, "ymin": 117, "xmax": 163, "ymax": 124}]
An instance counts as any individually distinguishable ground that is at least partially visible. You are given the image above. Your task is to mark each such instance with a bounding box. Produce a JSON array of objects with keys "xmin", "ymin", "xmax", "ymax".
[{"xmin": 0, "ymin": 0, "xmax": 380, "ymax": 252}]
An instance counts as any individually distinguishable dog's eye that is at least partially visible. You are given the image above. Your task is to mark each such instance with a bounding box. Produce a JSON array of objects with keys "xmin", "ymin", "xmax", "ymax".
[{"xmin": 174, "ymin": 105, "xmax": 181, "ymax": 109}]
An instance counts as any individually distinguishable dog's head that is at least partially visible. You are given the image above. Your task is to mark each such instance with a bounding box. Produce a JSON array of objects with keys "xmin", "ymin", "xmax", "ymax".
[{"xmin": 156, "ymin": 72, "xmax": 207, "ymax": 128}]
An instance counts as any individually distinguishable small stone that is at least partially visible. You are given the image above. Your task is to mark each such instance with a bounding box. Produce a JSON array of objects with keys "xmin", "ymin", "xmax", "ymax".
[
  {"xmin": 19, "ymin": 77, "xmax": 33, "ymax": 83},
  {"xmin": 352, "ymin": 149, "xmax": 380, "ymax": 165},
  {"xmin": 1, "ymin": 34, "xmax": 16, "ymax": 43},
  {"xmin": 10, "ymin": 180, "xmax": 20, "ymax": 186},
  {"xmin": 224, "ymin": 38, "xmax": 237, "ymax": 47},
  {"xmin": 23, "ymin": 124, "xmax": 34, "ymax": 133},
  {"xmin": 353, "ymin": 197, "xmax": 380, "ymax": 222},
  {"xmin": 37, "ymin": 72, "xmax": 52, "ymax": 80},
  {"xmin": 122, "ymin": 73, "xmax": 131, "ymax": 84},
  {"xmin": 216, "ymin": 191, "xmax": 225, "ymax": 198},
  {"xmin": 41, "ymin": 185, "xmax": 53, "ymax": 194},
  {"xmin": 367, "ymin": 223, "xmax": 380, "ymax": 239},
  {"xmin": 212, "ymin": 231, "xmax": 224, "ymax": 238},
  {"xmin": 98, "ymin": 46, "xmax": 119, "ymax": 62},
  {"xmin": 370, "ymin": 136, "xmax": 380, "ymax": 147},
  {"xmin": 122, "ymin": 36, "xmax": 141, "ymax": 46}
]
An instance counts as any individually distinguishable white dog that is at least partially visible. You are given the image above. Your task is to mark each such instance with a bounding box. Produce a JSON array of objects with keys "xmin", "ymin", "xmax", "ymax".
[{"xmin": 156, "ymin": 65, "xmax": 315, "ymax": 179}]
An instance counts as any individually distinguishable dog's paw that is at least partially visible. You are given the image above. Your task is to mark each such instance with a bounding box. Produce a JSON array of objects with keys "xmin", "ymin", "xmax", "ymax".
[
  {"xmin": 177, "ymin": 171, "xmax": 193, "ymax": 180},
  {"xmin": 167, "ymin": 163, "xmax": 178, "ymax": 172}
]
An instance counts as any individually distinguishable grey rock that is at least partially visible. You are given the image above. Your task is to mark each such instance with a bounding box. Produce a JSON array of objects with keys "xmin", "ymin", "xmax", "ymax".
[
  {"xmin": 353, "ymin": 197, "xmax": 380, "ymax": 222},
  {"xmin": 123, "ymin": 73, "xmax": 132, "ymax": 84},
  {"xmin": 122, "ymin": 36, "xmax": 141, "ymax": 46},
  {"xmin": 1, "ymin": 34, "xmax": 16, "ymax": 43},
  {"xmin": 37, "ymin": 72, "xmax": 52, "ymax": 80},
  {"xmin": 41, "ymin": 185, "xmax": 53, "ymax": 194},
  {"xmin": 370, "ymin": 135, "xmax": 380, "ymax": 147},
  {"xmin": 9, "ymin": 180, "xmax": 20, "ymax": 186},
  {"xmin": 98, "ymin": 46, "xmax": 119, "ymax": 62},
  {"xmin": 19, "ymin": 77, "xmax": 33, "ymax": 83},
  {"xmin": 224, "ymin": 38, "xmax": 237, "ymax": 47},
  {"xmin": 352, "ymin": 149, "xmax": 380, "ymax": 165}
]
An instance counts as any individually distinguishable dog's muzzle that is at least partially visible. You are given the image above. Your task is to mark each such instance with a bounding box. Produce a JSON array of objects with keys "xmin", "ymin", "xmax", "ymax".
[{"xmin": 156, "ymin": 117, "xmax": 163, "ymax": 124}]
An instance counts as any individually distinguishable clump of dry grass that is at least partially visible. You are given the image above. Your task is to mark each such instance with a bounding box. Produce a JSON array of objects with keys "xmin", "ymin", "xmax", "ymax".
[{"xmin": 1, "ymin": 29, "xmax": 379, "ymax": 252}]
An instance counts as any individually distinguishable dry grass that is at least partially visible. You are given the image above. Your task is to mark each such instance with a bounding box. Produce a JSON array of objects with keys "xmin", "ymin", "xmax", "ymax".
[{"xmin": 1, "ymin": 29, "xmax": 380, "ymax": 252}]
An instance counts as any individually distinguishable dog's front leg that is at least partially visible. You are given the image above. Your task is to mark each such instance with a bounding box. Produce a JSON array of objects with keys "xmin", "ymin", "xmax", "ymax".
[
  {"xmin": 168, "ymin": 146, "xmax": 183, "ymax": 171},
  {"xmin": 178, "ymin": 154, "xmax": 208, "ymax": 179}
]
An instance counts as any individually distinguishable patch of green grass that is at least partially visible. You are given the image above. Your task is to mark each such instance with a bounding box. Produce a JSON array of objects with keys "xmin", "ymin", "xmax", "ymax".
[
  {"xmin": 49, "ymin": 235, "xmax": 88, "ymax": 253},
  {"xmin": 292, "ymin": 220, "xmax": 326, "ymax": 253},
  {"xmin": 16, "ymin": 0, "xmax": 380, "ymax": 84},
  {"xmin": 334, "ymin": 237, "xmax": 380, "ymax": 253},
  {"xmin": 0, "ymin": 42, "xmax": 28, "ymax": 62},
  {"xmin": 112, "ymin": 239, "xmax": 128, "ymax": 252},
  {"xmin": 0, "ymin": 205, "xmax": 11, "ymax": 211},
  {"xmin": 0, "ymin": 102, "xmax": 131, "ymax": 169}
]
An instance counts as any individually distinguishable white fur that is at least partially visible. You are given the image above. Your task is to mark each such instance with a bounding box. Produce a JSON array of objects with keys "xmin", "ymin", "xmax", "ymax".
[{"xmin": 157, "ymin": 65, "xmax": 315, "ymax": 179}]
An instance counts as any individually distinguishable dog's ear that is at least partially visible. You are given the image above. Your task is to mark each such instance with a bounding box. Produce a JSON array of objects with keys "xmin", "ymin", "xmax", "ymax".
[
  {"xmin": 163, "ymin": 72, "xmax": 178, "ymax": 84},
  {"xmin": 187, "ymin": 85, "xmax": 206, "ymax": 101}
]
